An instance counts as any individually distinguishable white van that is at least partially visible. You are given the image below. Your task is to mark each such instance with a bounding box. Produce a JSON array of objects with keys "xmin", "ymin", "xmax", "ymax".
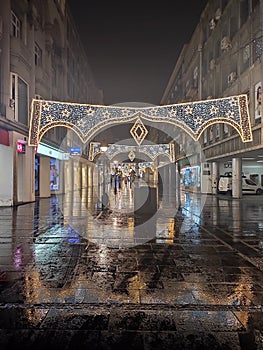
[{"xmin": 218, "ymin": 172, "xmax": 263, "ymax": 195}]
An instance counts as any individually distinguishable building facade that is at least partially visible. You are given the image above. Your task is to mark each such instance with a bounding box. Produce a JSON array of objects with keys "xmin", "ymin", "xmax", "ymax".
[
  {"xmin": 161, "ymin": 0, "xmax": 263, "ymax": 197},
  {"xmin": 0, "ymin": 0, "xmax": 103, "ymax": 206}
]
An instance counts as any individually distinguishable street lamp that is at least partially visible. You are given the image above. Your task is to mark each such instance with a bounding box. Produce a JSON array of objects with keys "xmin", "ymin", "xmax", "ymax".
[{"xmin": 100, "ymin": 146, "xmax": 108, "ymax": 152}]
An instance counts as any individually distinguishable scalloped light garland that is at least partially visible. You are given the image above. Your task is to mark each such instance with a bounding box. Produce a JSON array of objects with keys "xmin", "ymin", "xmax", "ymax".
[
  {"xmin": 88, "ymin": 142, "xmax": 175, "ymax": 162},
  {"xmin": 29, "ymin": 95, "xmax": 252, "ymax": 147}
]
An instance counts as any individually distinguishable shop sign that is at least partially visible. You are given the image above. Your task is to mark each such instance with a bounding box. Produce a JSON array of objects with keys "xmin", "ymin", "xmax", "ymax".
[
  {"xmin": 70, "ymin": 147, "xmax": 81, "ymax": 156},
  {"xmin": 17, "ymin": 141, "xmax": 26, "ymax": 154}
]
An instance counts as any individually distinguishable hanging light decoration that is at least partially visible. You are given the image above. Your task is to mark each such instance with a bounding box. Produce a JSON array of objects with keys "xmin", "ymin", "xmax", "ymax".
[{"xmin": 29, "ymin": 95, "xmax": 252, "ymax": 147}]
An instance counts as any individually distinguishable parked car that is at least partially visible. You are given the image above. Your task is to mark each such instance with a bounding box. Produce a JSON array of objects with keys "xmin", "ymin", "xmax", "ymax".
[{"xmin": 218, "ymin": 172, "xmax": 263, "ymax": 195}]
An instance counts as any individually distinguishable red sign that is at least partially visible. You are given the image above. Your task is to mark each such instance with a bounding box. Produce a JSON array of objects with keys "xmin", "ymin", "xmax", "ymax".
[
  {"xmin": 17, "ymin": 142, "xmax": 26, "ymax": 154},
  {"xmin": 0, "ymin": 129, "xmax": 9, "ymax": 146}
]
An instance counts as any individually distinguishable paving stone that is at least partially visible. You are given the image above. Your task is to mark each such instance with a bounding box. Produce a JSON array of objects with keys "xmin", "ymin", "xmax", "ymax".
[{"xmin": 0, "ymin": 190, "xmax": 263, "ymax": 349}]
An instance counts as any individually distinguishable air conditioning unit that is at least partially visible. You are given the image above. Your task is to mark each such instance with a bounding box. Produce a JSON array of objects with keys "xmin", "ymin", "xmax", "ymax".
[
  {"xmin": 228, "ymin": 72, "xmax": 236, "ymax": 84},
  {"xmin": 221, "ymin": 36, "xmax": 231, "ymax": 50},
  {"xmin": 209, "ymin": 59, "xmax": 215, "ymax": 70},
  {"xmin": 9, "ymin": 98, "xmax": 15, "ymax": 109},
  {"xmin": 215, "ymin": 8, "xmax": 222, "ymax": 20},
  {"xmin": 209, "ymin": 18, "xmax": 216, "ymax": 30}
]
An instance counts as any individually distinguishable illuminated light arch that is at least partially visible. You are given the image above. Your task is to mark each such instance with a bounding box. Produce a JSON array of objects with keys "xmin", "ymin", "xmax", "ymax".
[
  {"xmin": 29, "ymin": 94, "xmax": 252, "ymax": 146},
  {"xmin": 89, "ymin": 142, "xmax": 175, "ymax": 162}
]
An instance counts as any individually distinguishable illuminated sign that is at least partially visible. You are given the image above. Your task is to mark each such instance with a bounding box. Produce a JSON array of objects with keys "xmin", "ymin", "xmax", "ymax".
[
  {"xmin": 17, "ymin": 142, "xmax": 26, "ymax": 154},
  {"xmin": 63, "ymin": 153, "xmax": 70, "ymax": 160},
  {"xmin": 70, "ymin": 147, "xmax": 81, "ymax": 156},
  {"xmin": 37, "ymin": 143, "xmax": 65, "ymax": 160}
]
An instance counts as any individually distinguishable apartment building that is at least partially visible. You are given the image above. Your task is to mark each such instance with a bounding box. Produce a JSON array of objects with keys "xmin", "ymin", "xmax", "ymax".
[
  {"xmin": 0, "ymin": 0, "xmax": 103, "ymax": 206},
  {"xmin": 161, "ymin": 0, "xmax": 263, "ymax": 196}
]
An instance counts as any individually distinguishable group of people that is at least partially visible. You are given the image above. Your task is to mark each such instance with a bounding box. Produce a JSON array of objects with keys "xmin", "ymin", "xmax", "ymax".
[{"xmin": 110, "ymin": 168, "xmax": 136, "ymax": 191}]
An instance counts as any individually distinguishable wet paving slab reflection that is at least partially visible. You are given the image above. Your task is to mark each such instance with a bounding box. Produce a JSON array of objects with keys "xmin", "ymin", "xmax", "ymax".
[{"xmin": 0, "ymin": 184, "xmax": 263, "ymax": 349}]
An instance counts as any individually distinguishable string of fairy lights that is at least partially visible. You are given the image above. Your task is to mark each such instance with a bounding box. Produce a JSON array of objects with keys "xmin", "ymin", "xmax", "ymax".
[
  {"xmin": 88, "ymin": 142, "xmax": 175, "ymax": 162},
  {"xmin": 29, "ymin": 94, "xmax": 252, "ymax": 148}
]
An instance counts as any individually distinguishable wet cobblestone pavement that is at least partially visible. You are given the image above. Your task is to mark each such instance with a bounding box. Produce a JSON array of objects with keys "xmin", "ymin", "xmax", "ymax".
[{"xmin": 0, "ymin": 183, "xmax": 263, "ymax": 349}]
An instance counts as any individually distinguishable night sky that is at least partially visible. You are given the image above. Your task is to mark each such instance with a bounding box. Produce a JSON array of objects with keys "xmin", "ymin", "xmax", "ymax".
[{"xmin": 68, "ymin": 1, "xmax": 209, "ymax": 106}]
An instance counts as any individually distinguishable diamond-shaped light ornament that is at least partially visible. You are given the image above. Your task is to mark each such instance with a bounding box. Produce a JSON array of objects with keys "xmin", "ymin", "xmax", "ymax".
[
  {"xmin": 128, "ymin": 150, "xmax": 136, "ymax": 161},
  {"xmin": 130, "ymin": 118, "xmax": 148, "ymax": 145}
]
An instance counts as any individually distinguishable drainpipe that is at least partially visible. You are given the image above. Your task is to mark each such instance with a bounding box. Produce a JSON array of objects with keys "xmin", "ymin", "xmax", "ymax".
[
  {"xmin": 198, "ymin": 21, "xmax": 204, "ymax": 101},
  {"xmin": 198, "ymin": 44, "xmax": 203, "ymax": 100}
]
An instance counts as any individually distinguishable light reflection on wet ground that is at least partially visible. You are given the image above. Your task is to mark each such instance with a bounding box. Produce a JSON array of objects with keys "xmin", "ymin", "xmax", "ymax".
[{"xmin": 0, "ymin": 182, "xmax": 263, "ymax": 349}]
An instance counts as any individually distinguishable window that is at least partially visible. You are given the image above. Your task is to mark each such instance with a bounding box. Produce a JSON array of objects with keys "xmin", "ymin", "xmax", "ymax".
[
  {"xmin": 10, "ymin": 73, "xmax": 29, "ymax": 125},
  {"xmin": 230, "ymin": 14, "xmax": 238, "ymax": 39},
  {"xmin": 18, "ymin": 77, "xmax": 28, "ymax": 125},
  {"xmin": 252, "ymin": 0, "xmax": 260, "ymax": 11},
  {"xmin": 241, "ymin": 44, "xmax": 250, "ymax": 72},
  {"xmin": 193, "ymin": 67, "xmax": 198, "ymax": 88},
  {"xmin": 203, "ymin": 128, "xmax": 207, "ymax": 144},
  {"xmin": 255, "ymin": 82, "xmax": 262, "ymax": 122},
  {"xmin": 221, "ymin": 0, "xmax": 228, "ymax": 12},
  {"xmin": 52, "ymin": 66, "xmax": 57, "ymax": 88},
  {"xmin": 209, "ymin": 126, "xmax": 214, "ymax": 141},
  {"xmin": 252, "ymin": 34, "xmax": 262, "ymax": 63},
  {"xmin": 215, "ymin": 39, "xmax": 221, "ymax": 58},
  {"xmin": 54, "ymin": 0, "xmax": 66, "ymax": 15},
  {"xmin": 215, "ymin": 124, "xmax": 220, "ymax": 139},
  {"xmin": 223, "ymin": 123, "xmax": 229, "ymax": 135},
  {"xmin": 240, "ymin": 0, "xmax": 249, "ymax": 27},
  {"xmin": 35, "ymin": 43, "xmax": 42, "ymax": 66},
  {"xmin": 11, "ymin": 11, "xmax": 21, "ymax": 38}
]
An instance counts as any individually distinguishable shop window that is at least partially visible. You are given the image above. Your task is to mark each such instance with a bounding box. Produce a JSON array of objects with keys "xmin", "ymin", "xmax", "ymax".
[
  {"xmin": 50, "ymin": 158, "xmax": 60, "ymax": 191},
  {"xmin": 181, "ymin": 166, "xmax": 201, "ymax": 189},
  {"xmin": 35, "ymin": 156, "xmax": 40, "ymax": 195}
]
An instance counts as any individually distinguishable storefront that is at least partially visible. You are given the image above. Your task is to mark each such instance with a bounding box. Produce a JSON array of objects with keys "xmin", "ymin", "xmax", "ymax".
[
  {"xmin": 0, "ymin": 129, "xmax": 13, "ymax": 206},
  {"xmin": 35, "ymin": 143, "xmax": 68, "ymax": 197},
  {"xmin": 180, "ymin": 165, "xmax": 201, "ymax": 192}
]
